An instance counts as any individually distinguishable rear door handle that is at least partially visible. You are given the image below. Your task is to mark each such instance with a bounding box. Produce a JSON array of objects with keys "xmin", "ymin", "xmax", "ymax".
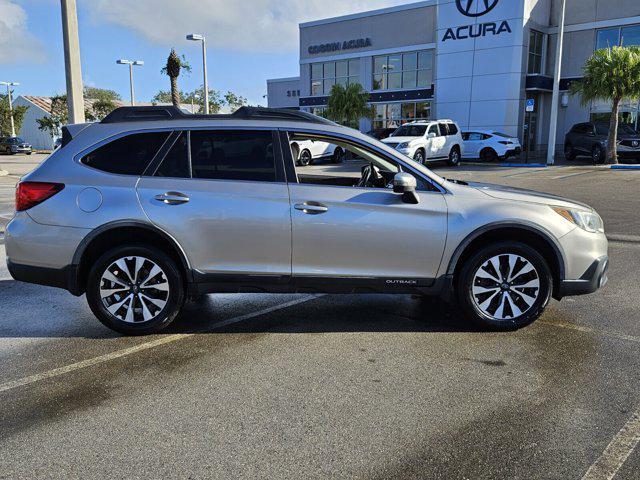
[
  {"xmin": 294, "ymin": 202, "xmax": 328, "ymax": 215},
  {"xmin": 154, "ymin": 191, "xmax": 190, "ymax": 205}
]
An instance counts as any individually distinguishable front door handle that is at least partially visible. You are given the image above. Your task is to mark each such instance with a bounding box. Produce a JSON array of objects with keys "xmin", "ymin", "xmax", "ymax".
[
  {"xmin": 294, "ymin": 202, "xmax": 328, "ymax": 215},
  {"xmin": 154, "ymin": 191, "xmax": 190, "ymax": 205}
]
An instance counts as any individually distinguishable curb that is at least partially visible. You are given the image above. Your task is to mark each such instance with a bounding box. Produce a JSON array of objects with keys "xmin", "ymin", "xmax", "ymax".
[
  {"xmin": 611, "ymin": 164, "xmax": 640, "ymax": 170},
  {"xmin": 498, "ymin": 163, "xmax": 547, "ymax": 168}
]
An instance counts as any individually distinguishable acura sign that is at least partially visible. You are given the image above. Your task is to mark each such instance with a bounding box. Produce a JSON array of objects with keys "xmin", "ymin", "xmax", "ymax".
[
  {"xmin": 443, "ymin": 0, "xmax": 512, "ymax": 42},
  {"xmin": 308, "ymin": 38, "xmax": 372, "ymax": 55}
]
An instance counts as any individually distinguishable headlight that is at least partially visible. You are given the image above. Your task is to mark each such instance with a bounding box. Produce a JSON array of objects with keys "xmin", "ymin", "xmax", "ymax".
[
  {"xmin": 397, "ymin": 142, "xmax": 411, "ymax": 149},
  {"xmin": 552, "ymin": 207, "xmax": 604, "ymax": 233}
]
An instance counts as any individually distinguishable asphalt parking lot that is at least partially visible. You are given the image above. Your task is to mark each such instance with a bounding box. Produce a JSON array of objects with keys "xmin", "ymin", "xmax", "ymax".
[{"xmin": 1, "ymin": 153, "xmax": 639, "ymax": 479}]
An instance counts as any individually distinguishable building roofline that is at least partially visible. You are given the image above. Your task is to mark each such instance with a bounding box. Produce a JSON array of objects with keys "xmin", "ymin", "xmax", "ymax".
[
  {"xmin": 299, "ymin": 0, "xmax": 436, "ymax": 28},
  {"xmin": 267, "ymin": 76, "xmax": 301, "ymax": 83}
]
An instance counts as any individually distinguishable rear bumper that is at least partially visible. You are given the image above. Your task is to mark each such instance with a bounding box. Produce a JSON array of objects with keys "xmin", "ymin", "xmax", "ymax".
[
  {"xmin": 7, "ymin": 260, "xmax": 82, "ymax": 295},
  {"xmin": 557, "ymin": 256, "xmax": 609, "ymax": 298}
]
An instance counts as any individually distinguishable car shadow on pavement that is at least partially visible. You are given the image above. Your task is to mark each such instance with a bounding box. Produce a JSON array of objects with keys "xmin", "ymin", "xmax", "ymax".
[{"xmin": 171, "ymin": 294, "xmax": 483, "ymax": 335}]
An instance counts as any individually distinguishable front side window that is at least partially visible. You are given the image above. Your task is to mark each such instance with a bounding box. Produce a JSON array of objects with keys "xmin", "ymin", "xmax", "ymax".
[
  {"xmin": 373, "ymin": 50, "xmax": 434, "ymax": 91},
  {"xmin": 82, "ymin": 131, "xmax": 169, "ymax": 175},
  {"xmin": 190, "ymin": 130, "xmax": 276, "ymax": 182}
]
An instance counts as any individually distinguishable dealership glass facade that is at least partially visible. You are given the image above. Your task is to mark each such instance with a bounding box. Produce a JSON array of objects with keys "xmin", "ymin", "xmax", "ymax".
[
  {"xmin": 596, "ymin": 24, "xmax": 640, "ymax": 49},
  {"xmin": 372, "ymin": 101, "xmax": 431, "ymax": 129},
  {"xmin": 372, "ymin": 50, "xmax": 433, "ymax": 91},
  {"xmin": 311, "ymin": 60, "xmax": 360, "ymax": 96}
]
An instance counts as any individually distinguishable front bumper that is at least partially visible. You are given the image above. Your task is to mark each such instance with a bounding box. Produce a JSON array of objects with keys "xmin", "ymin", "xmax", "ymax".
[{"xmin": 557, "ymin": 256, "xmax": 609, "ymax": 297}]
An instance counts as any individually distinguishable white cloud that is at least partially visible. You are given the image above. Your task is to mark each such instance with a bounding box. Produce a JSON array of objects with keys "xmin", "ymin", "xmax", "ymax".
[
  {"xmin": 86, "ymin": 0, "xmax": 407, "ymax": 52},
  {"xmin": 0, "ymin": 0, "xmax": 45, "ymax": 64}
]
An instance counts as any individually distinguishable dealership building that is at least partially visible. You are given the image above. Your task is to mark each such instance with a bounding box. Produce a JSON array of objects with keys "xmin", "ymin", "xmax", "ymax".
[{"xmin": 267, "ymin": 0, "xmax": 640, "ymax": 157}]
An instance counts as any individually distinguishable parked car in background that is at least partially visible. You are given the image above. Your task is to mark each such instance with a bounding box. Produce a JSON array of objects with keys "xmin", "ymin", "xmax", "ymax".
[
  {"xmin": 564, "ymin": 121, "xmax": 640, "ymax": 164},
  {"xmin": 0, "ymin": 136, "xmax": 32, "ymax": 155},
  {"xmin": 366, "ymin": 127, "xmax": 397, "ymax": 140},
  {"xmin": 381, "ymin": 120, "xmax": 464, "ymax": 166},
  {"xmin": 462, "ymin": 131, "xmax": 522, "ymax": 162},
  {"xmin": 290, "ymin": 138, "xmax": 343, "ymax": 166}
]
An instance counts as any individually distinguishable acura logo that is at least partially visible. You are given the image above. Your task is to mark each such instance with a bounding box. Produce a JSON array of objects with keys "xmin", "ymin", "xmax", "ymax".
[{"xmin": 456, "ymin": 0, "xmax": 499, "ymax": 17}]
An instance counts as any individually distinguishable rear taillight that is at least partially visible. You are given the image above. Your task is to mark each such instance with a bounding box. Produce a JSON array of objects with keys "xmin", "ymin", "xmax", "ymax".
[
  {"xmin": 16, "ymin": 182, "xmax": 65, "ymax": 212},
  {"xmin": 498, "ymin": 141, "xmax": 511, "ymax": 145}
]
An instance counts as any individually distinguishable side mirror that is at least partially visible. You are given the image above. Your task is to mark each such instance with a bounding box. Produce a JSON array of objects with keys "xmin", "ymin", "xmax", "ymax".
[
  {"xmin": 427, "ymin": 132, "xmax": 436, "ymax": 139},
  {"xmin": 393, "ymin": 172, "xmax": 419, "ymax": 204}
]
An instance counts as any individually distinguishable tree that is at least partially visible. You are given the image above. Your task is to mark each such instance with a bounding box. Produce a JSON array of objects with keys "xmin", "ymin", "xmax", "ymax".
[
  {"xmin": 224, "ymin": 91, "xmax": 248, "ymax": 112},
  {"xmin": 570, "ymin": 46, "xmax": 640, "ymax": 164},
  {"xmin": 161, "ymin": 49, "xmax": 191, "ymax": 108},
  {"xmin": 322, "ymin": 82, "xmax": 372, "ymax": 129},
  {"xmin": 91, "ymin": 98, "xmax": 118, "ymax": 120},
  {"xmin": 36, "ymin": 95, "xmax": 68, "ymax": 137},
  {"xmin": 84, "ymin": 87, "xmax": 121, "ymax": 102},
  {"xmin": 0, "ymin": 93, "xmax": 28, "ymax": 137}
]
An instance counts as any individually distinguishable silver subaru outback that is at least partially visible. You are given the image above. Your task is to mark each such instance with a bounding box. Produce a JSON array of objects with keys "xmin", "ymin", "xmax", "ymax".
[{"xmin": 5, "ymin": 107, "xmax": 608, "ymax": 335}]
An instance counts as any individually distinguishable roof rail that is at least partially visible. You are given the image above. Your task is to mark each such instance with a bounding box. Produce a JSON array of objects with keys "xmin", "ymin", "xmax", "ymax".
[{"xmin": 100, "ymin": 105, "xmax": 336, "ymax": 125}]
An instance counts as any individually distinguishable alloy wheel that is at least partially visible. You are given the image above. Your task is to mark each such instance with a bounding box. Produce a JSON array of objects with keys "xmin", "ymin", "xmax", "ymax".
[
  {"xmin": 99, "ymin": 256, "xmax": 170, "ymax": 323},
  {"xmin": 414, "ymin": 150, "xmax": 425, "ymax": 164},
  {"xmin": 471, "ymin": 254, "xmax": 540, "ymax": 321},
  {"xmin": 299, "ymin": 150, "xmax": 312, "ymax": 166}
]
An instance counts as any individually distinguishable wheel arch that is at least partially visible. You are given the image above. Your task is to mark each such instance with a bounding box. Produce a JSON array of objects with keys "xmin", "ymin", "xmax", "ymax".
[
  {"xmin": 446, "ymin": 222, "xmax": 566, "ymax": 296},
  {"xmin": 72, "ymin": 220, "xmax": 192, "ymax": 295}
]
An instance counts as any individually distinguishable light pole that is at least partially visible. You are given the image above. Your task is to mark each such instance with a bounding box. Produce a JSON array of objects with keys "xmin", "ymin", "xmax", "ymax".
[
  {"xmin": 60, "ymin": 0, "xmax": 85, "ymax": 124},
  {"xmin": 186, "ymin": 34, "xmax": 209, "ymax": 114},
  {"xmin": 0, "ymin": 82, "xmax": 19, "ymax": 137},
  {"xmin": 116, "ymin": 59, "xmax": 144, "ymax": 106},
  {"xmin": 547, "ymin": 0, "xmax": 567, "ymax": 165}
]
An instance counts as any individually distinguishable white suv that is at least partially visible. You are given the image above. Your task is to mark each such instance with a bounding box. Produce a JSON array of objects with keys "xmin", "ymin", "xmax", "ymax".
[
  {"xmin": 381, "ymin": 120, "xmax": 464, "ymax": 166},
  {"xmin": 290, "ymin": 139, "xmax": 343, "ymax": 166}
]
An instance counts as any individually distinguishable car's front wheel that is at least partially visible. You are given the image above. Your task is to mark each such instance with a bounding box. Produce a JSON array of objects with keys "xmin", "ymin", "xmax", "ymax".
[
  {"xmin": 457, "ymin": 242, "xmax": 552, "ymax": 330},
  {"xmin": 592, "ymin": 144, "xmax": 605, "ymax": 165},
  {"xmin": 413, "ymin": 148, "xmax": 426, "ymax": 164},
  {"xmin": 86, "ymin": 245, "xmax": 185, "ymax": 335},
  {"xmin": 298, "ymin": 149, "xmax": 312, "ymax": 167},
  {"xmin": 447, "ymin": 146, "xmax": 461, "ymax": 166},
  {"xmin": 564, "ymin": 142, "xmax": 576, "ymax": 161}
]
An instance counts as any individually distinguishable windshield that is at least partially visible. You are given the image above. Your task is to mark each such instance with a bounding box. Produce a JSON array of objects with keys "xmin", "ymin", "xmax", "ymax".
[
  {"xmin": 595, "ymin": 124, "xmax": 638, "ymax": 136},
  {"xmin": 391, "ymin": 125, "xmax": 427, "ymax": 137},
  {"xmin": 9, "ymin": 137, "xmax": 25, "ymax": 144}
]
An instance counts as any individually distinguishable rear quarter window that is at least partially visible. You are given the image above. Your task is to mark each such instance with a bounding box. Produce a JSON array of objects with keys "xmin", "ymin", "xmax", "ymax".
[{"xmin": 81, "ymin": 132, "xmax": 169, "ymax": 175}]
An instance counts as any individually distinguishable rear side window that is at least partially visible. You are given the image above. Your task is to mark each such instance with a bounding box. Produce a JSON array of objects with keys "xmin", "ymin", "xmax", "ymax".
[
  {"xmin": 155, "ymin": 132, "xmax": 190, "ymax": 178},
  {"xmin": 190, "ymin": 130, "xmax": 276, "ymax": 182},
  {"xmin": 438, "ymin": 123, "xmax": 449, "ymax": 136},
  {"xmin": 447, "ymin": 123, "xmax": 459, "ymax": 135},
  {"xmin": 82, "ymin": 132, "xmax": 168, "ymax": 175}
]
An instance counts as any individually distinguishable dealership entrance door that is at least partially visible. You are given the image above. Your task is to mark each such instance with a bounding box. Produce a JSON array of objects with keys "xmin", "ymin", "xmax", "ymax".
[{"xmin": 524, "ymin": 94, "xmax": 540, "ymax": 161}]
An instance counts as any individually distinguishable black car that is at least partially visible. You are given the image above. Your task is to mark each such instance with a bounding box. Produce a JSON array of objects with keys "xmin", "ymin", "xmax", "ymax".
[
  {"xmin": 0, "ymin": 136, "xmax": 32, "ymax": 155},
  {"xmin": 564, "ymin": 122, "xmax": 640, "ymax": 164},
  {"xmin": 366, "ymin": 127, "xmax": 397, "ymax": 140}
]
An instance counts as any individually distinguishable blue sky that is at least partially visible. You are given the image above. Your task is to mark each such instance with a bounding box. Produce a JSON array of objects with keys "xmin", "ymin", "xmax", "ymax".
[{"xmin": 1, "ymin": 0, "xmax": 409, "ymax": 106}]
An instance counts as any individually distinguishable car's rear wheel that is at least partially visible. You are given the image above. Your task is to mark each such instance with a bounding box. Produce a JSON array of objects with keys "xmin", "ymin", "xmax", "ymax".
[
  {"xmin": 298, "ymin": 149, "xmax": 312, "ymax": 167},
  {"xmin": 457, "ymin": 242, "xmax": 552, "ymax": 330},
  {"xmin": 564, "ymin": 142, "xmax": 576, "ymax": 161},
  {"xmin": 447, "ymin": 146, "xmax": 461, "ymax": 166},
  {"xmin": 413, "ymin": 148, "xmax": 426, "ymax": 164},
  {"xmin": 480, "ymin": 148, "xmax": 498, "ymax": 162},
  {"xmin": 86, "ymin": 245, "xmax": 185, "ymax": 335},
  {"xmin": 592, "ymin": 144, "xmax": 605, "ymax": 165}
]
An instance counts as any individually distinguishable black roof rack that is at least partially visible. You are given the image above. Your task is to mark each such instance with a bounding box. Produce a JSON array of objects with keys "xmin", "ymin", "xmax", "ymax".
[{"xmin": 100, "ymin": 105, "xmax": 336, "ymax": 126}]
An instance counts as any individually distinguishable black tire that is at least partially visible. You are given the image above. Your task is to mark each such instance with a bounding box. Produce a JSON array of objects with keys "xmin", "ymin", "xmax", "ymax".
[
  {"xmin": 592, "ymin": 144, "xmax": 605, "ymax": 165},
  {"xmin": 26, "ymin": 152, "xmax": 32, "ymax": 155},
  {"xmin": 332, "ymin": 147, "xmax": 344, "ymax": 164},
  {"xmin": 447, "ymin": 146, "xmax": 461, "ymax": 166},
  {"xmin": 413, "ymin": 148, "xmax": 426, "ymax": 165},
  {"xmin": 86, "ymin": 245, "xmax": 185, "ymax": 335},
  {"xmin": 564, "ymin": 142, "xmax": 576, "ymax": 161},
  {"xmin": 456, "ymin": 241, "xmax": 553, "ymax": 331},
  {"xmin": 480, "ymin": 148, "xmax": 498, "ymax": 162},
  {"xmin": 298, "ymin": 149, "xmax": 312, "ymax": 167}
]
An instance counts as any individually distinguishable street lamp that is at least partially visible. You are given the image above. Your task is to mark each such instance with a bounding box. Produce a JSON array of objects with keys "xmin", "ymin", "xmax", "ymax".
[
  {"xmin": 0, "ymin": 81, "xmax": 19, "ymax": 137},
  {"xmin": 186, "ymin": 33, "xmax": 209, "ymax": 114},
  {"xmin": 116, "ymin": 59, "xmax": 144, "ymax": 106}
]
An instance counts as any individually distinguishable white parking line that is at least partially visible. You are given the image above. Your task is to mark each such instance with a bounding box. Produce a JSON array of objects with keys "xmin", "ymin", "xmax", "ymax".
[
  {"xmin": 0, "ymin": 295, "xmax": 322, "ymax": 394},
  {"xmin": 582, "ymin": 411, "xmax": 640, "ymax": 480},
  {"xmin": 551, "ymin": 170, "xmax": 597, "ymax": 180},
  {"xmin": 501, "ymin": 168, "xmax": 548, "ymax": 178}
]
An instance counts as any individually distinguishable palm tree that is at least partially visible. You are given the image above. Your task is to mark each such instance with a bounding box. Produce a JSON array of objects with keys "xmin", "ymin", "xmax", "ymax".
[
  {"xmin": 571, "ymin": 46, "xmax": 640, "ymax": 164},
  {"xmin": 161, "ymin": 49, "xmax": 191, "ymax": 108},
  {"xmin": 322, "ymin": 82, "xmax": 372, "ymax": 129}
]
